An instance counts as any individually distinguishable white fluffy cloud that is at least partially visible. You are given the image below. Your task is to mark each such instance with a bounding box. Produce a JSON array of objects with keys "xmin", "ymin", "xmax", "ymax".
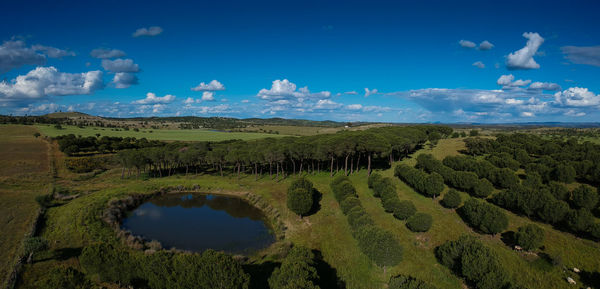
[
  {"xmin": 472, "ymin": 61, "xmax": 485, "ymax": 69},
  {"xmin": 561, "ymin": 45, "xmax": 600, "ymax": 67},
  {"xmin": 364, "ymin": 88, "xmax": 378, "ymax": 97},
  {"xmin": 258, "ymin": 79, "xmax": 330, "ymax": 101},
  {"xmin": 90, "ymin": 48, "xmax": 126, "ymax": 59},
  {"xmin": 314, "ymin": 99, "xmax": 342, "ymax": 109},
  {"xmin": 101, "ymin": 58, "xmax": 140, "ymax": 73},
  {"xmin": 554, "ymin": 87, "xmax": 600, "ymax": 107},
  {"xmin": 0, "ymin": 66, "xmax": 103, "ymax": 103},
  {"xmin": 478, "ymin": 40, "xmax": 494, "ymax": 51},
  {"xmin": 0, "ymin": 40, "xmax": 74, "ymax": 72},
  {"xmin": 191, "ymin": 80, "xmax": 225, "ymax": 91},
  {"xmin": 133, "ymin": 92, "xmax": 175, "ymax": 104},
  {"xmin": 346, "ymin": 104, "xmax": 363, "ymax": 110},
  {"xmin": 507, "ymin": 32, "xmax": 544, "ymax": 70},
  {"xmin": 112, "ymin": 72, "xmax": 138, "ymax": 88},
  {"xmin": 201, "ymin": 91, "xmax": 215, "ymax": 101},
  {"xmin": 496, "ymin": 74, "xmax": 531, "ymax": 87},
  {"xmin": 459, "ymin": 40, "xmax": 476, "ymax": 48},
  {"xmin": 132, "ymin": 26, "xmax": 163, "ymax": 37}
]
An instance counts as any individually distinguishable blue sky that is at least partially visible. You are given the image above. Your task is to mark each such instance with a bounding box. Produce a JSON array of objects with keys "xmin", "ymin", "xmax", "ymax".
[{"xmin": 1, "ymin": 0, "xmax": 599, "ymax": 123}]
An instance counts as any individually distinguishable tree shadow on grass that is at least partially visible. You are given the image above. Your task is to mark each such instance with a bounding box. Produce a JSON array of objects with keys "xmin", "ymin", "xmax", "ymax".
[
  {"xmin": 501, "ymin": 231, "xmax": 516, "ymax": 248},
  {"xmin": 312, "ymin": 249, "xmax": 346, "ymax": 289},
  {"xmin": 579, "ymin": 270, "xmax": 600, "ymax": 289},
  {"xmin": 305, "ymin": 188, "xmax": 322, "ymax": 217}
]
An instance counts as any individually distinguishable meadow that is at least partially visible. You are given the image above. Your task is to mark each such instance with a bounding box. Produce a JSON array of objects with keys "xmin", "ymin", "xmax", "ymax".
[
  {"xmin": 35, "ymin": 124, "xmax": 290, "ymax": 141},
  {"xmin": 3, "ymin": 125, "xmax": 600, "ymax": 289}
]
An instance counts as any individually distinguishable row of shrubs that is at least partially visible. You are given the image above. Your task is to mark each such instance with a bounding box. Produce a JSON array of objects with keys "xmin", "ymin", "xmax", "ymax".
[
  {"xmin": 65, "ymin": 155, "xmax": 114, "ymax": 173},
  {"xmin": 435, "ymin": 235, "xmax": 512, "ymax": 289},
  {"xmin": 460, "ymin": 198, "xmax": 509, "ymax": 235},
  {"xmin": 416, "ymin": 154, "xmax": 494, "ymax": 198},
  {"xmin": 443, "ymin": 155, "xmax": 520, "ymax": 189},
  {"xmin": 394, "ymin": 164, "xmax": 444, "ymax": 198},
  {"xmin": 330, "ymin": 176, "xmax": 404, "ymax": 267},
  {"xmin": 368, "ymin": 173, "xmax": 432, "ymax": 232},
  {"xmin": 492, "ymin": 182, "xmax": 600, "ymax": 240}
]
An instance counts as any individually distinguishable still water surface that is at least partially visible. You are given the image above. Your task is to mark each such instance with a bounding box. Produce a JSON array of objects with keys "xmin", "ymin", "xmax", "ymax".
[{"xmin": 121, "ymin": 193, "xmax": 275, "ymax": 254}]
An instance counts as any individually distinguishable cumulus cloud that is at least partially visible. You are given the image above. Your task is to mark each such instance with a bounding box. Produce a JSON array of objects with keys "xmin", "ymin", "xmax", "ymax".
[
  {"xmin": 184, "ymin": 97, "xmax": 195, "ymax": 104},
  {"xmin": 258, "ymin": 79, "xmax": 331, "ymax": 101},
  {"xmin": 132, "ymin": 26, "xmax": 163, "ymax": 37},
  {"xmin": 554, "ymin": 87, "xmax": 600, "ymax": 107},
  {"xmin": 112, "ymin": 72, "xmax": 138, "ymax": 88},
  {"xmin": 472, "ymin": 61, "xmax": 485, "ymax": 69},
  {"xmin": 101, "ymin": 58, "xmax": 140, "ymax": 72},
  {"xmin": 496, "ymin": 74, "xmax": 531, "ymax": 87},
  {"xmin": 191, "ymin": 80, "xmax": 225, "ymax": 91},
  {"xmin": 90, "ymin": 48, "xmax": 126, "ymax": 59},
  {"xmin": 507, "ymin": 32, "xmax": 544, "ymax": 70},
  {"xmin": 0, "ymin": 66, "xmax": 103, "ymax": 104},
  {"xmin": 314, "ymin": 99, "xmax": 342, "ymax": 109},
  {"xmin": 478, "ymin": 40, "xmax": 494, "ymax": 50},
  {"xmin": 561, "ymin": 45, "xmax": 600, "ymax": 67},
  {"xmin": 133, "ymin": 92, "xmax": 175, "ymax": 104},
  {"xmin": 364, "ymin": 88, "xmax": 378, "ymax": 97},
  {"xmin": 201, "ymin": 91, "xmax": 215, "ymax": 101},
  {"xmin": 344, "ymin": 91, "xmax": 358, "ymax": 95},
  {"xmin": 529, "ymin": 82, "xmax": 561, "ymax": 91},
  {"xmin": 0, "ymin": 40, "xmax": 74, "ymax": 73},
  {"xmin": 459, "ymin": 40, "xmax": 476, "ymax": 48}
]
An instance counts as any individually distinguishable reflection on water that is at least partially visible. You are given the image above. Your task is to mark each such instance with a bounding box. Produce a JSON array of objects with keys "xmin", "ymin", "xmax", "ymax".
[{"xmin": 121, "ymin": 193, "xmax": 275, "ymax": 254}]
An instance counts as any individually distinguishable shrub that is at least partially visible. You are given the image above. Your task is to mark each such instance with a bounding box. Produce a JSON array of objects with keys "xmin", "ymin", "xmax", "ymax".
[
  {"xmin": 368, "ymin": 173, "xmax": 383, "ymax": 189},
  {"xmin": 471, "ymin": 178, "xmax": 494, "ymax": 198},
  {"xmin": 287, "ymin": 187, "xmax": 314, "ymax": 217},
  {"xmin": 424, "ymin": 172, "xmax": 444, "ymax": 198},
  {"xmin": 548, "ymin": 181, "xmax": 569, "ymax": 201},
  {"xmin": 436, "ymin": 235, "xmax": 509, "ymax": 289},
  {"xmin": 355, "ymin": 225, "xmax": 403, "ymax": 267},
  {"xmin": 382, "ymin": 197, "xmax": 402, "ymax": 214},
  {"xmin": 389, "ymin": 275, "xmax": 438, "ymax": 289},
  {"xmin": 537, "ymin": 200, "xmax": 569, "ymax": 224},
  {"xmin": 288, "ymin": 177, "xmax": 314, "ymax": 194},
  {"xmin": 347, "ymin": 206, "xmax": 374, "ymax": 229},
  {"xmin": 565, "ymin": 208, "xmax": 595, "ymax": 233},
  {"xmin": 590, "ymin": 223, "xmax": 600, "ymax": 240},
  {"xmin": 571, "ymin": 184, "xmax": 599, "ymax": 210},
  {"xmin": 332, "ymin": 180, "xmax": 357, "ymax": 203},
  {"xmin": 441, "ymin": 189, "xmax": 461, "ymax": 208},
  {"xmin": 515, "ymin": 224, "xmax": 544, "ymax": 251},
  {"xmin": 551, "ymin": 163, "xmax": 576, "ymax": 183},
  {"xmin": 340, "ymin": 197, "xmax": 361, "ymax": 215},
  {"xmin": 460, "ymin": 198, "xmax": 508, "ymax": 235},
  {"xmin": 268, "ymin": 246, "xmax": 320, "ymax": 289},
  {"xmin": 406, "ymin": 213, "xmax": 433, "ymax": 232},
  {"xmin": 394, "ymin": 200, "xmax": 417, "ymax": 220},
  {"xmin": 24, "ymin": 237, "xmax": 48, "ymax": 262},
  {"xmin": 35, "ymin": 267, "xmax": 94, "ymax": 289}
]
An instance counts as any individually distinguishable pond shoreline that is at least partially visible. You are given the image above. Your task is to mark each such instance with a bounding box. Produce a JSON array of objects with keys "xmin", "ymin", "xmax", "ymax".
[{"xmin": 101, "ymin": 185, "xmax": 286, "ymax": 255}]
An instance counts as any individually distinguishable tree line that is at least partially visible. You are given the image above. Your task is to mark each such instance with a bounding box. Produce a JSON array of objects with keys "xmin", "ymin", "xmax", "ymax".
[
  {"xmin": 56, "ymin": 134, "xmax": 163, "ymax": 155},
  {"xmin": 330, "ymin": 176, "xmax": 404, "ymax": 268},
  {"xmin": 368, "ymin": 173, "xmax": 433, "ymax": 232},
  {"xmin": 113, "ymin": 125, "xmax": 451, "ymax": 179}
]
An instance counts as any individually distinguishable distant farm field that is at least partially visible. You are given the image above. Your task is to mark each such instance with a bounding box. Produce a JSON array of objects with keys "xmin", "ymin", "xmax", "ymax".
[{"xmin": 35, "ymin": 124, "xmax": 289, "ymax": 141}]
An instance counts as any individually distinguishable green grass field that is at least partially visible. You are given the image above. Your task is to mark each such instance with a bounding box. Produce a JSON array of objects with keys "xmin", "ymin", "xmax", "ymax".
[
  {"xmin": 35, "ymin": 124, "xmax": 290, "ymax": 141},
  {"xmin": 0, "ymin": 125, "xmax": 51, "ymax": 288},
  {"xmin": 7, "ymin": 134, "xmax": 600, "ymax": 289}
]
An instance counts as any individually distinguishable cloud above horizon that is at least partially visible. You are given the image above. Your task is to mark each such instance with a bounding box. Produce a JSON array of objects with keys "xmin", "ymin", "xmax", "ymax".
[
  {"xmin": 561, "ymin": 45, "xmax": 600, "ymax": 67},
  {"xmin": 132, "ymin": 26, "xmax": 163, "ymax": 37},
  {"xmin": 507, "ymin": 32, "xmax": 544, "ymax": 70},
  {"xmin": 90, "ymin": 48, "xmax": 126, "ymax": 59},
  {"xmin": 0, "ymin": 39, "xmax": 75, "ymax": 73},
  {"xmin": 191, "ymin": 80, "xmax": 225, "ymax": 91}
]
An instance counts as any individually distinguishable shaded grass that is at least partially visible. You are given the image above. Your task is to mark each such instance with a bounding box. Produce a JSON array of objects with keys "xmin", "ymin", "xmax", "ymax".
[{"xmin": 35, "ymin": 124, "xmax": 290, "ymax": 141}]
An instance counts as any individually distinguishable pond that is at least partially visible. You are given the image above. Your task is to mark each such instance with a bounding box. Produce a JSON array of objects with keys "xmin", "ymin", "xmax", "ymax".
[{"xmin": 121, "ymin": 193, "xmax": 275, "ymax": 255}]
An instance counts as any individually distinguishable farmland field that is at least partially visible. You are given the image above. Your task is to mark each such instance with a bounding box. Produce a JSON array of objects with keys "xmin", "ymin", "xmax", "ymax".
[{"xmin": 35, "ymin": 124, "xmax": 290, "ymax": 141}]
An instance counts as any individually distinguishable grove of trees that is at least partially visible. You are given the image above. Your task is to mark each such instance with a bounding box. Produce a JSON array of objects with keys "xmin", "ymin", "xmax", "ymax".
[
  {"xmin": 459, "ymin": 198, "xmax": 508, "ymax": 235},
  {"xmin": 268, "ymin": 246, "xmax": 320, "ymax": 289},
  {"xmin": 394, "ymin": 164, "xmax": 444, "ymax": 199}
]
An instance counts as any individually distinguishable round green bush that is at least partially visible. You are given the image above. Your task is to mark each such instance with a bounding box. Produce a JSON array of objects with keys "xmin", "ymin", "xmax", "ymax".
[
  {"xmin": 393, "ymin": 200, "xmax": 416, "ymax": 220},
  {"xmin": 406, "ymin": 213, "xmax": 433, "ymax": 232},
  {"xmin": 515, "ymin": 224, "xmax": 544, "ymax": 251},
  {"xmin": 571, "ymin": 185, "xmax": 599, "ymax": 210},
  {"xmin": 287, "ymin": 187, "xmax": 313, "ymax": 217},
  {"xmin": 471, "ymin": 178, "xmax": 494, "ymax": 198},
  {"xmin": 590, "ymin": 223, "xmax": 600, "ymax": 240},
  {"xmin": 441, "ymin": 189, "xmax": 462, "ymax": 208}
]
